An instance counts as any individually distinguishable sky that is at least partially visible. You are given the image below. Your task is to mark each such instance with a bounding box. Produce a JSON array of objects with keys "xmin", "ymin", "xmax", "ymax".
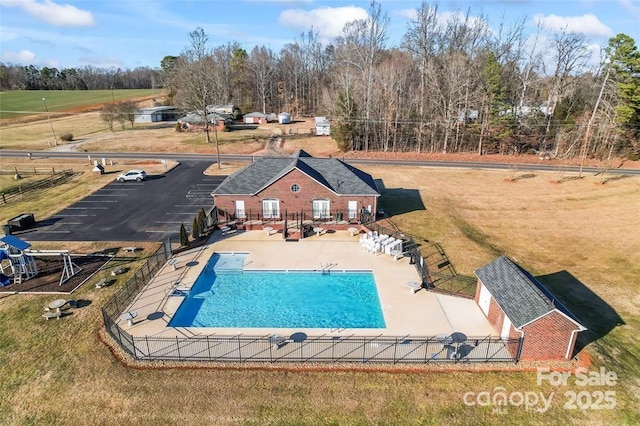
[{"xmin": 1, "ymin": 0, "xmax": 638, "ymax": 71}]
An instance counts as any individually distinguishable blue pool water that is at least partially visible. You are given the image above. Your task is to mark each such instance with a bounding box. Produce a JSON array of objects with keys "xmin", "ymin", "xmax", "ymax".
[{"xmin": 168, "ymin": 253, "xmax": 386, "ymax": 329}]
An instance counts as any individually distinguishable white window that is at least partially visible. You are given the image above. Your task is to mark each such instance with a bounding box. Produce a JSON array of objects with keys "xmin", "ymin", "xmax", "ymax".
[
  {"xmin": 262, "ymin": 199, "xmax": 280, "ymax": 219},
  {"xmin": 312, "ymin": 199, "xmax": 330, "ymax": 219}
]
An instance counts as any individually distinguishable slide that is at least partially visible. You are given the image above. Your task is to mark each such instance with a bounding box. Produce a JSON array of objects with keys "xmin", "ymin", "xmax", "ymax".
[{"xmin": 0, "ymin": 273, "xmax": 10, "ymax": 287}]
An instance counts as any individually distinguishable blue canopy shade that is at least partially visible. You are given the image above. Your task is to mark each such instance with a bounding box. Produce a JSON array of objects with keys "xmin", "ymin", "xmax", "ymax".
[{"xmin": 0, "ymin": 235, "xmax": 31, "ymax": 251}]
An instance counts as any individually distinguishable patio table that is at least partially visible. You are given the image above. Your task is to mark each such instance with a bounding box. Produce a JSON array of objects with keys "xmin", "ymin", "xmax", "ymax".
[{"xmin": 48, "ymin": 298, "xmax": 67, "ymax": 312}]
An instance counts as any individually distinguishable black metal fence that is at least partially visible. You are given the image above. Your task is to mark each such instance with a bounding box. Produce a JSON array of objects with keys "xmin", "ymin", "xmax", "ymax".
[
  {"xmin": 123, "ymin": 334, "xmax": 521, "ymax": 363},
  {"xmin": 102, "ymin": 243, "xmax": 168, "ymax": 355},
  {"xmin": 217, "ymin": 208, "xmax": 373, "ymax": 228},
  {"xmin": 101, "ymin": 229, "xmax": 521, "ymax": 364},
  {"xmin": 366, "ymin": 222, "xmax": 430, "ymax": 289}
]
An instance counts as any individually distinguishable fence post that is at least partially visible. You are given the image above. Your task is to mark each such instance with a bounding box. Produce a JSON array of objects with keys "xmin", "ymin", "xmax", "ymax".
[
  {"xmin": 146, "ymin": 335, "xmax": 151, "ymax": 359},
  {"xmin": 176, "ymin": 336, "xmax": 181, "ymax": 361}
]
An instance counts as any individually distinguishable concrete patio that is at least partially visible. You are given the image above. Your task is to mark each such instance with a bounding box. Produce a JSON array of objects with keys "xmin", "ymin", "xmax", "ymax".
[{"xmin": 118, "ymin": 229, "xmax": 497, "ymax": 341}]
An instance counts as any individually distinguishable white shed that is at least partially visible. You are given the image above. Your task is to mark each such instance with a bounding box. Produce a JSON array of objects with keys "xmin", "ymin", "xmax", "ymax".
[
  {"xmin": 278, "ymin": 112, "xmax": 291, "ymax": 124},
  {"xmin": 134, "ymin": 106, "xmax": 177, "ymax": 123},
  {"xmin": 315, "ymin": 117, "xmax": 330, "ymax": 136}
]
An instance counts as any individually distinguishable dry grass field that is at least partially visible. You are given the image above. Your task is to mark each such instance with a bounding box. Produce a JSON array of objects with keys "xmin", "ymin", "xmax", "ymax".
[{"xmin": 0, "ymin": 111, "xmax": 639, "ymax": 424}]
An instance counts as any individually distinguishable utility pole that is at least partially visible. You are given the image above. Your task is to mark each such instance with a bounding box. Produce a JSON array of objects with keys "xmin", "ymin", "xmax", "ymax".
[{"xmin": 42, "ymin": 97, "xmax": 58, "ymax": 146}]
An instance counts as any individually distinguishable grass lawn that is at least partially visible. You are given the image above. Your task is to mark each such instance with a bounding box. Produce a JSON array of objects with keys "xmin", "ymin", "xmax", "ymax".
[
  {"xmin": 0, "ymin": 89, "xmax": 156, "ymax": 120},
  {"xmin": 0, "ymin": 133, "xmax": 638, "ymax": 423}
]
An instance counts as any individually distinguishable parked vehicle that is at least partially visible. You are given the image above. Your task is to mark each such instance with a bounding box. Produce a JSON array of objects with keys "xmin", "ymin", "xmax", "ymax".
[{"xmin": 116, "ymin": 170, "xmax": 146, "ymax": 182}]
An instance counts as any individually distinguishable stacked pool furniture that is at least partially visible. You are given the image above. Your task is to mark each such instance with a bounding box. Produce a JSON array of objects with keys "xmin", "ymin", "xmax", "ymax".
[{"xmin": 359, "ymin": 231, "xmax": 403, "ymax": 259}]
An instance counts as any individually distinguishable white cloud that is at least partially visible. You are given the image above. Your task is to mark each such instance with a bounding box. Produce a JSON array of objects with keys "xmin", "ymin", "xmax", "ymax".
[
  {"xmin": 1, "ymin": 49, "xmax": 36, "ymax": 63},
  {"xmin": 0, "ymin": 0, "xmax": 94, "ymax": 26},
  {"xmin": 533, "ymin": 13, "xmax": 612, "ymax": 37},
  {"xmin": 619, "ymin": 0, "xmax": 640, "ymax": 19},
  {"xmin": 394, "ymin": 8, "xmax": 417, "ymax": 20},
  {"xmin": 279, "ymin": 6, "xmax": 369, "ymax": 40},
  {"xmin": 78, "ymin": 55, "xmax": 124, "ymax": 68}
]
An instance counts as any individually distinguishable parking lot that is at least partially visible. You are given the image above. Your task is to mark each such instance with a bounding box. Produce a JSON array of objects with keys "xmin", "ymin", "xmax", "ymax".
[{"xmin": 16, "ymin": 161, "xmax": 225, "ymax": 242}]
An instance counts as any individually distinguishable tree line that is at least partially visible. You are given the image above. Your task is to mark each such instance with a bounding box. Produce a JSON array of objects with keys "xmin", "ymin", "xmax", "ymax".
[
  {"xmin": 167, "ymin": 2, "xmax": 639, "ymax": 159},
  {"xmin": 0, "ymin": 64, "xmax": 161, "ymax": 91},
  {"xmin": 3, "ymin": 1, "xmax": 638, "ymax": 159}
]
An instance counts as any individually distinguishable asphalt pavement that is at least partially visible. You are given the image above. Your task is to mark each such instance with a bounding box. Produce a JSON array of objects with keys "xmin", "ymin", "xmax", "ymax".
[{"xmin": 13, "ymin": 161, "xmax": 225, "ymax": 242}]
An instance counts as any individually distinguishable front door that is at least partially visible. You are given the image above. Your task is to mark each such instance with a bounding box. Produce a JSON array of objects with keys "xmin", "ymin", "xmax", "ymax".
[
  {"xmin": 478, "ymin": 284, "xmax": 491, "ymax": 316},
  {"xmin": 262, "ymin": 199, "xmax": 280, "ymax": 219},
  {"xmin": 348, "ymin": 201, "xmax": 358, "ymax": 219},
  {"xmin": 234, "ymin": 200, "xmax": 245, "ymax": 219},
  {"xmin": 501, "ymin": 316, "xmax": 512, "ymax": 340},
  {"xmin": 312, "ymin": 199, "xmax": 330, "ymax": 219}
]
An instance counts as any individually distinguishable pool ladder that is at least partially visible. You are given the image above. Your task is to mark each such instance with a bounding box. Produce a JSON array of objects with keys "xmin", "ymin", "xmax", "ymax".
[{"xmin": 320, "ymin": 262, "xmax": 336, "ymax": 275}]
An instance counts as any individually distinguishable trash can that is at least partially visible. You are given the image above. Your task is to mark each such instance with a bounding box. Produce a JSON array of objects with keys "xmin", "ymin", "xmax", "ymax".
[{"xmin": 2, "ymin": 224, "xmax": 11, "ymax": 236}]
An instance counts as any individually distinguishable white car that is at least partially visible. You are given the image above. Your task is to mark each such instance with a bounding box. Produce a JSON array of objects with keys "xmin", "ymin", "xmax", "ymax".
[{"xmin": 116, "ymin": 170, "xmax": 147, "ymax": 182}]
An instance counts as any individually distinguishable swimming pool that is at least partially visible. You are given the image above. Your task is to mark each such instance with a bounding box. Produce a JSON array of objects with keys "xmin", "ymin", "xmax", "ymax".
[{"xmin": 168, "ymin": 253, "xmax": 386, "ymax": 329}]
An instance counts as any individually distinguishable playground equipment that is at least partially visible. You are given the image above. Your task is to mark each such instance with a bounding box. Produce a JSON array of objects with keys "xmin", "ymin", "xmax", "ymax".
[{"xmin": 0, "ymin": 235, "xmax": 81, "ymax": 286}]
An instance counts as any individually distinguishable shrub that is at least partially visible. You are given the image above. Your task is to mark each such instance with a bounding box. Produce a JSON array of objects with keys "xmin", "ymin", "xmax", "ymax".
[
  {"xmin": 179, "ymin": 223, "xmax": 189, "ymax": 246},
  {"xmin": 191, "ymin": 217, "xmax": 200, "ymax": 240},
  {"xmin": 627, "ymin": 152, "xmax": 639, "ymax": 161},
  {"xmin": 175, "ymin": 122, "xmax": 183, "ymax": 132},
  {"xmin": 60, "ymin": 133, "xmax": 73, "ymax": 141}
]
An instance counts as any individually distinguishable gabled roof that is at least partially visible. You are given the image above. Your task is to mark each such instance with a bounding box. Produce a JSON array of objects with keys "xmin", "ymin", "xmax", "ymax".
[
  {"xmin": 244, "ymin": 112, "xmax": 267, "ymax": 118},
  {"xmin": 212, "ymin": 150, "xmax": 379, "ymax": 197},
  {"xmin": 475, "ymin": 256, "xmax": 584, "ymax": 330},
  {"xmin": 0, "ymin": 235, "xmax": 31, "ymax": 251}
]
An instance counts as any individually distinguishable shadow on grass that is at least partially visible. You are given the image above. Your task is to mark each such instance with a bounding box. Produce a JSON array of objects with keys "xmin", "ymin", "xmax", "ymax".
[
  {"xmin": 600, "ymin": 174, "xmax": 631, "ymax": 184},
  {"xmin": 537, "ymin": 270, "xmax": 625, "ymax": 356},
  {"xmin": 375, "ymin": 179, "xmax": 426, "ymax": 216}
]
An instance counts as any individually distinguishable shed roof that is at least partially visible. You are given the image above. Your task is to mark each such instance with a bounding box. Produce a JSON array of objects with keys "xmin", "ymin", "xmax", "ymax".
[
  {"xmin": 244, "ymin": 112, "xmax": 267, "ymax": 118},
  {"xmin": 212, "ymin": 150, "xmax": 379, "ymax": 197},
  {"xmin": 475, "ymin": 256, "xmax": 584, "ymax": 329}
]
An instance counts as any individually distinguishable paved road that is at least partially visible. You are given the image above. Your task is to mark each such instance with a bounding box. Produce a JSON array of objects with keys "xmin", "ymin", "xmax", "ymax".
[
  {"xmin": 12, "ymin": 161, "xmax": 225, "ymax": 242},
  {"xmin": 2, "ymin": 149, "xmax": 639, "ymax": 175}
]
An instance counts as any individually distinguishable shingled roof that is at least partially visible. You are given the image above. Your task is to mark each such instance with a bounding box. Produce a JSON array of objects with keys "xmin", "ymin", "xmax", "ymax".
[
  {"xmin": 475, "ymin": 256, "xmax": 584, "ymax": 329},
  {"xmin": 212, "ymin": 150, "xmax": 380, "ymax": 197}
]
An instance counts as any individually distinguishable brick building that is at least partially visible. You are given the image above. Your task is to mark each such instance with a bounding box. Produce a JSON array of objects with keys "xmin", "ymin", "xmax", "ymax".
[
  {"xmin": 212, "ymin": 150, "xmax": 379, "ymax": 235},
  {"xmin": 474, "ymin": 256, "xmax": 586, "ymax": 361}
]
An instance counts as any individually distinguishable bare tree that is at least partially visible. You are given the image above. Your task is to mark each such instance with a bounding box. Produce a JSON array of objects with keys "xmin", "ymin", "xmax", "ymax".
[
  {"xmin": 335, "ymin": 0, "xmax": 389, "ymax": 151},
  {"xmin": 175, "ymin": 27, "xmax": 220, "ymax": 167},
  {"xmin": 248, "ymin": 46, "xmax": 276, "ymax": 113}
]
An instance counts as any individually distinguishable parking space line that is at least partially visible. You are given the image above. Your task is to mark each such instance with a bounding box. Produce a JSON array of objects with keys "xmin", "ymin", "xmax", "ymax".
[
  {"xmin": 87, "ymin": 194, "xmax": 129, "ymax": 197},
  {"xmin": 166, "ymin": 212, "xmax": 199, "ymax": 215},
  {"xmin": 65, "ymin": 207, "xmax": 109, "ymax": 209},
  {"xmin": 173, "ymin": 204, "xmax": 212, "ymax": 207},
  {"xmin": 52, "ymin": 214, "xmax": 95, "ymax": 217},
  {"xmin": 155, "ymin": 221, "xmax": 187, "ymax": 224},
  {"xmin": 77, "ymin": 200, "xmax": 118, "ymax": 203}
]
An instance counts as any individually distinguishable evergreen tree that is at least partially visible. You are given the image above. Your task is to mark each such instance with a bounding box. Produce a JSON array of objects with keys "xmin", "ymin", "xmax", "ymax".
[
  {"xmin": 606, "ymin": 34, "xmax": 640, "ymax": 142},
  {"xmin": 179, "ymin": 223, "xmax": 189, "ymax": 246},
  {"xmin": 197, "ymin": 208, "xmax": 207, "ymax": 233},
  {"xmin": 191, "ymin": 216, "xmax": 200, "ymax": 240}
]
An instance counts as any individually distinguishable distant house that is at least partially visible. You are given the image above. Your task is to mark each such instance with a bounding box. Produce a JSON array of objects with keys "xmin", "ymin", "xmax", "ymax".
[
  {"xmin": 134, "ymin": 106, "xmax": 178, "ymax": 123},
  {"xmin": 212, "ymin": 150, "xmax": 379, "ymax": 236},
  {"xmin": 178, "ymin": 112, "xmax": 228, "ymax": 132},
  {"xmin": 315, "ymin": 117, "xmax": 330, "ymax": 135},
  {"xmin": 243, "ymin": 112, "xmax": 268, "ymax": 124},
  {"xmin": 278, "ymin": 112, "xmax": 291, "ymax": 124},
  {"xmin": 474, "ymin": 256, "xmax": 586, "ymax": 361},
  {"xmin": 208, "ymin": 104, "xmax": 236, "ymax": 115}
]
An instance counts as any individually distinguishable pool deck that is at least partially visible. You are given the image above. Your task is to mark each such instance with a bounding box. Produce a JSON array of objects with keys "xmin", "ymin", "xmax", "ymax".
[{"xmin": 120, "ymin": 230, "xmax": 497, "ymax": 339}]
